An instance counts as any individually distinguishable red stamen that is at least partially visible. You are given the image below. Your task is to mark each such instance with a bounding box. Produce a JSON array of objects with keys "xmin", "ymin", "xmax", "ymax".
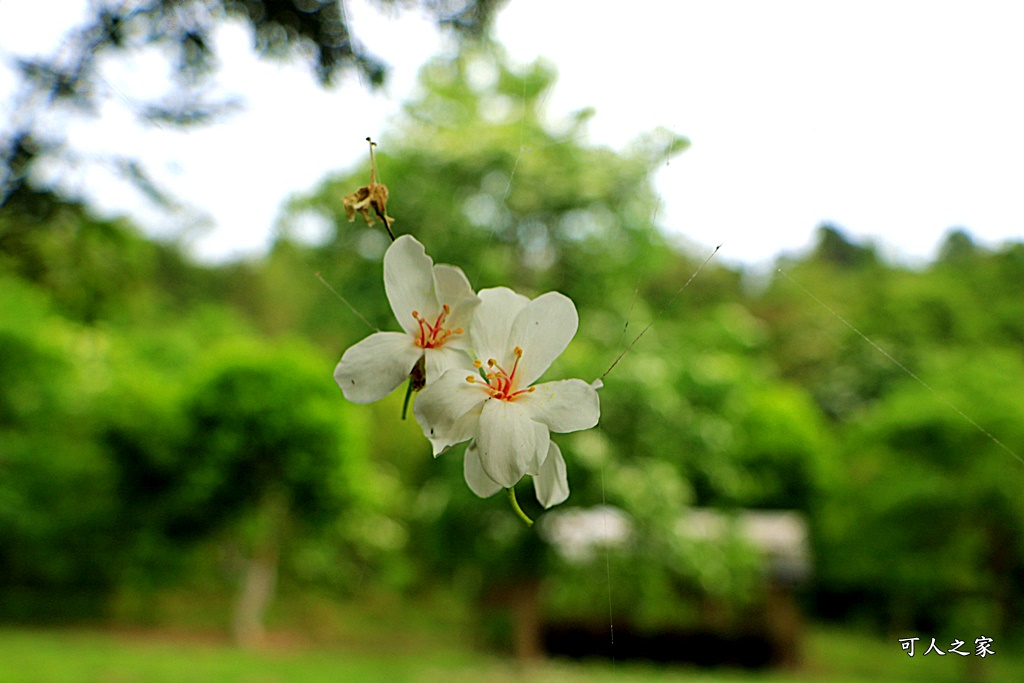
[
  {"xmin": 411, "ymin": 304, "xmax": 462, "ymax": 349},
  {"xmin": 415, "ymin": 315, "xmax": 430, "ymax": 345},
  {"xmin": 479, "ymin": 347, "xmax": 531, "ymax": 402}
]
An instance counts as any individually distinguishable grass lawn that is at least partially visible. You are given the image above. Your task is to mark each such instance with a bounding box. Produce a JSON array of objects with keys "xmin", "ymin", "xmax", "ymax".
[{"xmin": 0, "ymin": 626, "xmax": 1016, "ymax": 683}]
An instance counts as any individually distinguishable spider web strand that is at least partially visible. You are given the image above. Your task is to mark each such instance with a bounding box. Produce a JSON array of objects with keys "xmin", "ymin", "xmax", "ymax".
[
  {"xmin": 601, "ymin": 244, "xmax": 721, "ymax": 380},
  {"xmin": 777, "ymin": 268, "xmax": 1024, "ymax": 467},
  {"xmin": 314, "ymin": 271, "xmax": 378, "ymax": 332}
]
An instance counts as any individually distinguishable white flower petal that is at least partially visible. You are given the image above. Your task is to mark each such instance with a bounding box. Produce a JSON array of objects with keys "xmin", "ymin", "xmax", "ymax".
[
  {"xmin": 384, "ymin": 235, "xmax": 438, "ymax": 336},
  {"xmin": 533, "ymin": 440, "xmax": 569, "ymax": 508},
  {"xmin": 432, "ymin": 263, "xmax": 474, "ymax": 304},
  {"xmin": 509, "ymin": 291, "xmax": 578, "ymax": 387},
  {"xmin": 527, "ymin": 420, "xmax": 551, "ymax": 476},
  {"xmin": 519, "ymin": 379, "xmax": 600, "ymax": 433},
  {"xmin": 464, "ymin": 441, "xmax": 503, "ymax": 498},
  {"xmin": 442, "ymin": 331, "xmax": 473, "ymax": 351},
  {"xmin": 423, "ymin": 346, "xmax": 474, "ymax": 384},
  {"xmin": 471, "ymin": 287, "xmax": 530, "ymax": 367},
  {"xmin": 476, "ymin": 399, "xmax": 537, "ymax": 488},
  {"xmin": 434, "ymin": 402, "xmax": 484, "ymax": 456},
  {"xmin": 334, "ymin": 332, "xmax": 423, "ymax": 404},
  {"xmin": 433, "ymin": 264, "xmax": 480, "ymax": 332},
  {"xmin": 414, "ymin": 370, "xmax": 488, "ymax": 455}
]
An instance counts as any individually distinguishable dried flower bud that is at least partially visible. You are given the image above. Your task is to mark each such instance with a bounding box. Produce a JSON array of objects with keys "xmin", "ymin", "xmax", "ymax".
[{"xmin": 343, "ymin": 137, "xmax": 395, "ymax": 239}]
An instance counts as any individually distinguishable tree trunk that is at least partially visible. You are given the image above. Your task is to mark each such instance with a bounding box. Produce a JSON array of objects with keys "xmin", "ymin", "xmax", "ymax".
[
  {"xmin": 510, "ymin": 580, "xmax": 543, "ymax": 663},
  {"xmin": 231, "ymin": 493, "xmax": 287, "ymax": 648},
  {"xmin": 233, "ymin": 551, "xmax": 279, "ymax": 648},
  {"xmin": 765, "ymin": 581, "xmax": 802, "ymax": 669}
]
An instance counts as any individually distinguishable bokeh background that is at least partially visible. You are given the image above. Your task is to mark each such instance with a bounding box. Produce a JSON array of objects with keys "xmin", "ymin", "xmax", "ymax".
[{"xmin": 1, "ymin": 2, "xmax": 1023, "ymax": 682}]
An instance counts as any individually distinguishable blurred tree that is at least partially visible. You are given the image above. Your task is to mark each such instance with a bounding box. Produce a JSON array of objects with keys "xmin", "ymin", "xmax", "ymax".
[
  {"xmin": 759, "ymin": 227, "xmax": 916, "ymax": 420},
  {"xmin": 176, "ymin": 342, "xmax": 351, "ymax": 646},
  {"xmin": 809, "ymin": 223, "xmax": 879, "ymax": 269},
  {"xmin": 0, "ymin": 191, "xmax": 204, "ymax": 324},
  {"xmin": 279, "ymin": 43, "xmax": 691, "ymax": 352},
  {"xmin": 817, "ymin": 348, "xmax": 1024, "ymax": 640},
  {"xmin": 0, "ymin": 0, "xmax": 508, "ymax": 207},
  {"xmin": 0, "ymin": 276, "xmax": 126, "ymax": 620},
  {"xmin": 758, "ymin": 226, "xmax": 1024, "ymax": 421},
  {"xmin": 0, "ymin": 195, "xmax": 245, "ymax": 620},
  {"xmin": 937, "ymin": 228, "xmax": 980, "ymax": 266},
  {"xmin": 757, "ymin": 227, "xmax": 1024, "ymax": 646}
]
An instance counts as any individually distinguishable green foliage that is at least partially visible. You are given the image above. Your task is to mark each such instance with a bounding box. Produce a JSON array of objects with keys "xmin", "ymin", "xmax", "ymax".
[
  {"xmin": 0, "ymin": 191, "xmax": 208, "ymax": 324},
  {"xmin": 175, "ymin": 341, "xmax": 349, "ymax": 538},
  {"xmin": 2, "ymin": 34, "xmax": 1024, "ymax": 650},
  {"xmin": 817, "ymin": 348, "xmax": 1024, "ymax": 633},
  {"xmin": 283, "ymin": 43, "xmax": 688, "ymax": 324},
  {"xmin": 0, "ymin": 277, "xmax": 124, "ymax": 618}
]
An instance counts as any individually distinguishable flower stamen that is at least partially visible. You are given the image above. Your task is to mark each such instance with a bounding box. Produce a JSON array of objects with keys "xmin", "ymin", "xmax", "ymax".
[
  {"xmin": 412, "ymin": 303, "xmax": 463, "ymax": 349},
  {"xmin": 477, "ymin": 346, "xmax": 532, "ymax": 401}
]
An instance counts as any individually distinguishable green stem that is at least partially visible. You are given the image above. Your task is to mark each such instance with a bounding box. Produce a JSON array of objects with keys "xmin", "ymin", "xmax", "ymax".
[
  {"xmin": 401, "ymin": 377, "xmax": 414, "ymax": 420},
  {"xmin": 506, "ymin": 487, "xmax": 534, "ymax": 526}
]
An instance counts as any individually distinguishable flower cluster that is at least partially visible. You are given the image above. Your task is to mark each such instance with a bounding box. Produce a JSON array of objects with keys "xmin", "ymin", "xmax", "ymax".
[{"xmin": 334, "ymin": 235, "xmax": 600, "ymax": 516}]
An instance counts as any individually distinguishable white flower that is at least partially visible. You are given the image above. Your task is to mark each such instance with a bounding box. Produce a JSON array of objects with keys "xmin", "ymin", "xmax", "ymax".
[
  {"xmin": 414, "ymin": 287, "xmax": 600, "ymax": 508},
  {"xmin": 334, "ymin": 235, "xmax": 480, "ymax": 403}
]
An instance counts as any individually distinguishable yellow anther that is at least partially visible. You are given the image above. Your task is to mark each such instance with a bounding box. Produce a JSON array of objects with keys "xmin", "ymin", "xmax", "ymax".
[
  {"xmin": 454, "ymin": 327, "xmax": 464, "ymax": 334},
  {"xmin": 473, "ymin": 359, "xmax": 483, "ymax": 368},
  {"xmin": 442, "ymin": 304, "xmax": 450, "ymax": 314},
  {"xmin": 527, "ymin": 386, "xmax": 536, "ymax": 393},
  {"xmin": 487, "ymin": 358, "xmax": 497, "ymax": 367},
  {"xmin": 513, "ymin": 346, "xmax": 523, "ymax": 357},
  {"xmin": 412, "ymin": 310, "xmax": 419, "ymax": 318},
  {"xmin": 466, "ymin": 375, "xmax": 476, "ymax": 383}
]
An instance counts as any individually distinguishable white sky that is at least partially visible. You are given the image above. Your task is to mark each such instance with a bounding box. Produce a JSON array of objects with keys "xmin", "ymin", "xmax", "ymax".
[{"xmin": 2, "ymin": 0, "xmax": 1024, "ymax": 266}]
